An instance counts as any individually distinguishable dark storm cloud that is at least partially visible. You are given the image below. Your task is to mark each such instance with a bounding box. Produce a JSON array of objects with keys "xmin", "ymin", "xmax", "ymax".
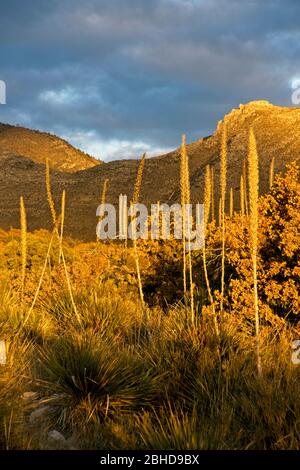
[{"xmin": 0, "ymin": 0, "xmax": 299, "ymax": 160}]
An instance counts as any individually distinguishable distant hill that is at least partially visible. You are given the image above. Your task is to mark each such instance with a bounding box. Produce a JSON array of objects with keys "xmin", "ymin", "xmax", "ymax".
[
  {"xmin": 0, "ymin": 101, "xmax": 299, "ymax": 241},
  {"xmin": 0, "ymin": 123, "xmax": 100, "ymax": 172}
]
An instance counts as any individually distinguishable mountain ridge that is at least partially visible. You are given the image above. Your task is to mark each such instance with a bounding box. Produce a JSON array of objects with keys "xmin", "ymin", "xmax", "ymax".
[
  {"xmin": 0, "ymin": 123, "xmax": 101, "ymax": 172},
  {"xmin": 0, "ymin": 100, "xmax": 299, "ymax": 241}
]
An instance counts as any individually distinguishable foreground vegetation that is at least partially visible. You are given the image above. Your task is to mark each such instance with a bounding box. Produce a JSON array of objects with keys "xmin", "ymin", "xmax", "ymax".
[{"xmin": 0, "ymin": 136, "xmax": 299, "ymax": 449}]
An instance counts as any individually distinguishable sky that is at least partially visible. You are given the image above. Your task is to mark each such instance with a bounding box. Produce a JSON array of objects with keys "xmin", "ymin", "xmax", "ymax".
[{"xmin": 0, "ymin": 0, "xmax": 299, "ymax": 161}]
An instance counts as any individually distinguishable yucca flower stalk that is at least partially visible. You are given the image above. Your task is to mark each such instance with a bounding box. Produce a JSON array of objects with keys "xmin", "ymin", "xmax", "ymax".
[
  {"xmin": 58, "ymin": 189, "xmax": 65, "ymax": 264},
  {"xmin": 133, "ymin": 155, "xmax": 145, "ymax": 205},
  {"xmin": 180, "ymin": 137, "xmax": 187, "ymax": 300},
  {"xmin": 119, "ymin": 194, "xmax": 128, "ymax": 247},
  {"xmin": 203, "ymin": 165, "xmax": 219, "ymax": 337},
  {"xmin": 269, "ymin": 157, "xmax": 275, "ymax": 189},
  {"xmin": 211, "ymin": 166, "xmax": 215, "ymax": 222},
  {"xmin": 240, "ymin": 174, "xmax": 245, "ymax": 217},
  {"xmin": 20, "ymin": 196, "xmax": 27, "ymax": 307},
  {"xmin": 180, "ymin": 135, "xmax": 194, "ymax": 323},
  {"xmin": 46, "ymin": 158, "xmax": 57, "ymax": 226},
  {"xmin": 243, "ymin": 159, "xmax": 249, "ymax": 216},
  {"xmin": 220, "ymin": 122, "xmax": 227, "ymax": 315},
  {"xmin": 48, "ymin": 253, "xmax": 52, "ymax": 290},
  {"xmin": 44, "ymin": 161, "xmax": 80, "ymax": 324},
  {"xmin": 229, "ymin": 187, "xmax": 234, "ymax": 218},
  {"xmin": 101, "ymin": 178, "xmax": 109, "ymax": 207},
  {"xmin": 184, "ymin": 138, "xmax": 194, "ymax": 323},
  {"xmin": 97, "ymin": 179, "xmax": 109, "ymax": 241},
  {"xmin": 248, "ymin": 128, "xmax": 262, "ymax": 376},
  {"xmin": 122, "ymin": 196, "xmax": 128, "ymax": 241},
  {"xmin": 23, "ymin": 229, "xmax": 56, "ymax": 326},
  {"xmin": 132, "ymin": 154, "xmax": 146, "ymax": 308},
  {"xmin": 157, "ymin": 201, "xmax": 163, "ymax": 239},
  {"xmin": 60, "ymin": 248, "xmax": 81, "ymax": 323}
]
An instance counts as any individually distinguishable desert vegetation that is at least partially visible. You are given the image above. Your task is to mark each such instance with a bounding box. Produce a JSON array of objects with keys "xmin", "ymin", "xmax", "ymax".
[{"xmin": 0, "ymin": 127, "xmax": 299, "ymax": 450}]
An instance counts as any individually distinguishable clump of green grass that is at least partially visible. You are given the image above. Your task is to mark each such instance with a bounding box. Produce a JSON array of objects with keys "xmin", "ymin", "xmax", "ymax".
[{"xmin": 34, "ymin": 334, "xmax": 162, "ymax": 431}]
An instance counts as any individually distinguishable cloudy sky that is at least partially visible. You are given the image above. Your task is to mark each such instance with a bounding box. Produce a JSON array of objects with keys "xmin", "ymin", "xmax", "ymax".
[{"xmin": 0, "ymin": 0, "xmax": 299, "ymax": 161}]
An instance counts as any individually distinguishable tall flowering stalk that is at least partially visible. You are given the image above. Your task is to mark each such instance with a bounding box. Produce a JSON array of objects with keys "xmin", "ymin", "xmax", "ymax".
[
  {"xmin": 240, "ymin": 174, "xmax": 245, "ymax": 217},
  {"xmin": 20, "ymin": 196, "xmax": 27, "ymax": 306},
  {"xmin": 220, "ymin": 122, "xmax": 227, "ymax": 315},
  {"xmin": 243, "ymin": 159, "xmax": 249, "ymax": 216},
  {"xmin": 211, "ymin": 166, "xmax": 215, "ymax": 222},
  {"xmin": 203, "ymin": 165, "xmax": 219, "ymax": 337},
  {"xmin": 180, "ymin": 137, "xmax": 187, "ymax": 300},
  {"xmin": 44, "ymin": 160, "xmax": 80, "ymax": 324},
  {"xmin": 229, "ymin": 187, "xmax": 234, "ymax": 218},
  {"xmin": 269, "ymin": 157, "xmax": 275, "ymax": 189},
  {"xmin": 97, "ymin": 179, "xmax": 109, "ymax": 241},
  {"xmin": 180, "ymin": 135, "xmax": 194, "ymax": 323},
  {"xmin": 46, "ymin": 158, "xmax": 57, "ymax": 226},
  {"xmin": 58, "ymin": 189, "xmax": 66, "ymax": 263},
  {"xmin": 248, "ymin": 128, "xmax": 262, "ymax": 376},
  {"xmin": 132, "ymin": 154, "xmax": 146, "ymax": 308}
]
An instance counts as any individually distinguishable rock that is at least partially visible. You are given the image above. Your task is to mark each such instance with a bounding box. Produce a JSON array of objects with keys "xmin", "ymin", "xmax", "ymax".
[
  {"xmin": 46, "ymin": 430, "xmax": 78, "ymax": 450},
  {"xmin": 29, "ymin": 406, "xmax": 50, "ymax": 424},
  {"xmin": 47, "ymin": 430, "xmax": 66, "ymax": 445},
  {"xmin": 22, "ymin": 391, "xmax": 38, "ymax": 402}
]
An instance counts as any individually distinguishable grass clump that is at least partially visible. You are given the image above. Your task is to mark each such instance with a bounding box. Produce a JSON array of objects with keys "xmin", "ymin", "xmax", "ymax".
[{"xmin": 35, "ymin": 334, "xmax": 162, "ymax": 430}]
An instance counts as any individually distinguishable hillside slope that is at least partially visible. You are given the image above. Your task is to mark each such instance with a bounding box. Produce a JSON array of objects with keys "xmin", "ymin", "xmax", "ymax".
[
  {"xmin": 0, "ymin": 101, "xmax": 299, "ymax": 241},
  {"xmin": 0, "ymin": 123, "xmax": 100, "ymax": 172}
]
